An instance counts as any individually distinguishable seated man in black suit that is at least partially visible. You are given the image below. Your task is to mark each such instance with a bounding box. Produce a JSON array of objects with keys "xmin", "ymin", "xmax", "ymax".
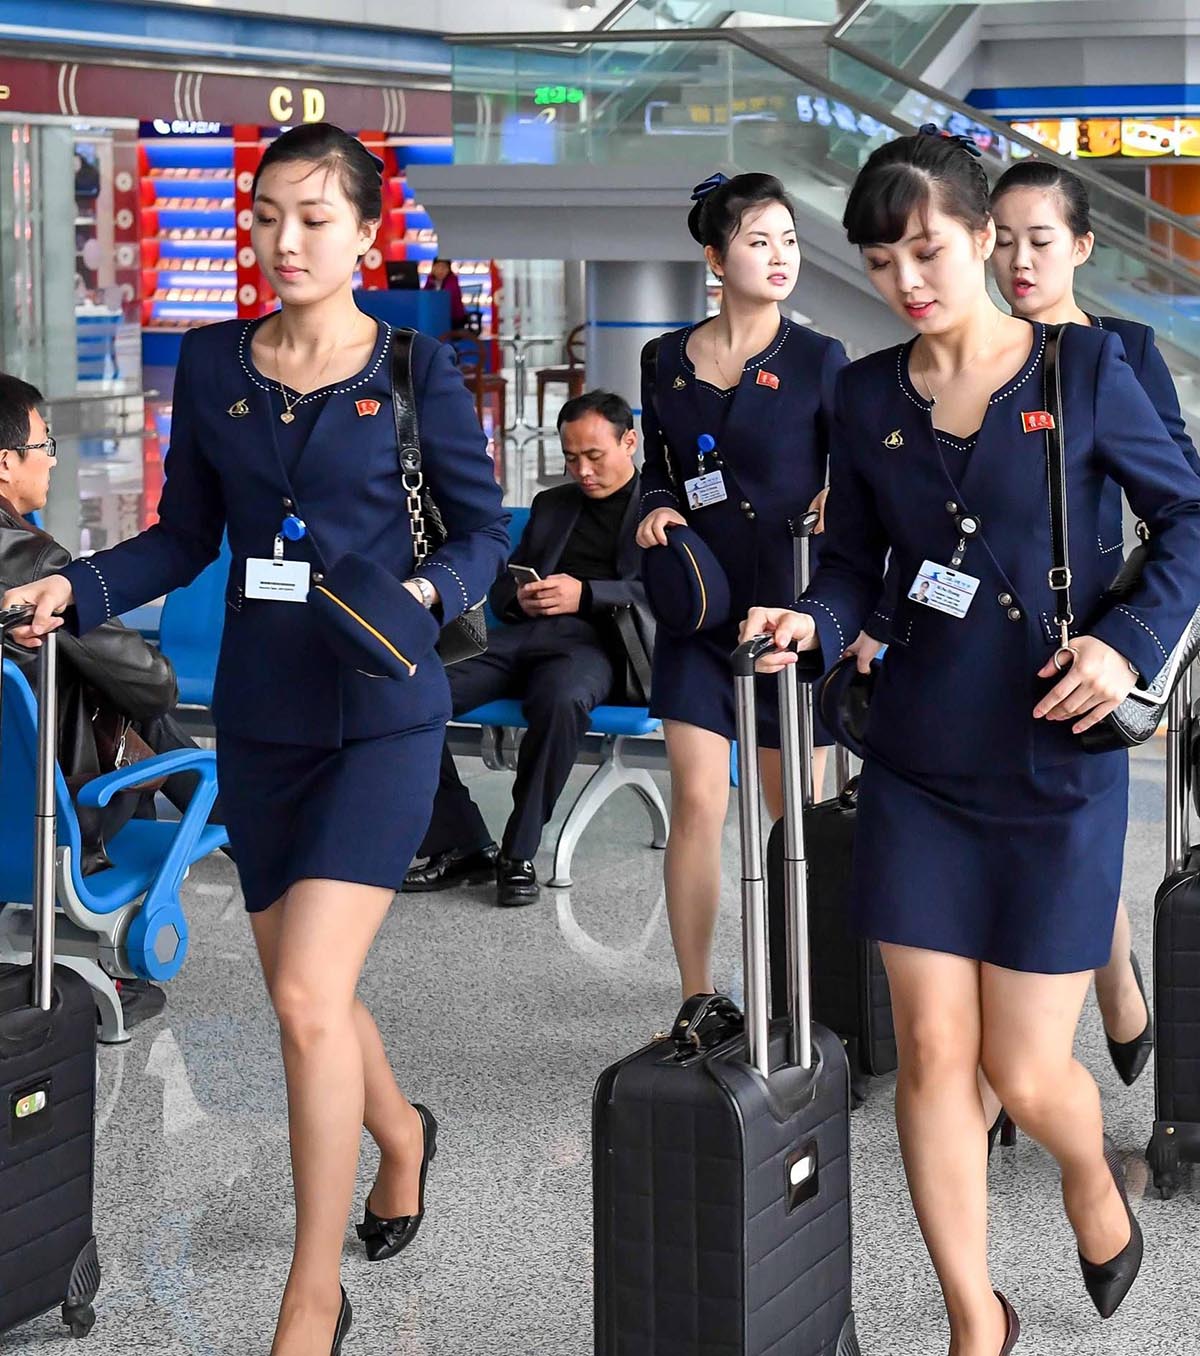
[{"xmin": 404, "ymin": 389, "xmax": 653, "ymax": 907}]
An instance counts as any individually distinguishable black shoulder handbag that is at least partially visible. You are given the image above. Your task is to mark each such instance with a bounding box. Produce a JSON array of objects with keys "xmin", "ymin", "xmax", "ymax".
[
  {"xmin": 1043, "ymin": 323, "xmax": 1200, "ymax": 751},
  {"xmin": 391, "ymin": 328, "xmax": 488, "ymax": 666}
]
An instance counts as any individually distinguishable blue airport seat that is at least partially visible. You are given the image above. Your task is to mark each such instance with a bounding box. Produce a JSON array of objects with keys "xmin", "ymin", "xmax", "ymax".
[
  {"xmin": 0, "ymin": 658, "xmax": 228, "ymax": 1043},
  {"xmin": 454, "ymin": 506, "xmax": 669, "ymax": 887},
  {"xmin": 159, "ymin": 540, "xmax": 232, "ymax": 708}
]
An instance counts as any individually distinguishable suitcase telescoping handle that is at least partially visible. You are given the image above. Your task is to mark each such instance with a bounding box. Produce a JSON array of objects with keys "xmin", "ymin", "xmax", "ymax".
[
  {"xmin": 1166, "ymin": 662, "xmax": 1192, "ymax": 876},
  {"xmin": 732, "ymin": 636, "xmax": 811, "ymax": 1079},
  {"xmin": 0, "ymin": 606, "xmax": 58, "ymax": 1012}
]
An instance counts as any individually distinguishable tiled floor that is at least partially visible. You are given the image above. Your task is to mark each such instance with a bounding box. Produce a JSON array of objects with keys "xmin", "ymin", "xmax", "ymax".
[{"xmin": 4, "ymin": 740, "xmax": 1197, "ymax": 1355}]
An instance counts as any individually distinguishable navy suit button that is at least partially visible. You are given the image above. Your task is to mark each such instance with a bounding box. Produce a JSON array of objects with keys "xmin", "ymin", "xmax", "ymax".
[
  {"xmin": 1007, "ymin": 607, "xmax": 1022, "ymax": 621},
  {"xmin": 945, "ymin": 500, "xmax": 958, "ymax": 514},
  {"xmin": 740, "ymin": 500, "xmax": 751, "ymax": 511},
  {"xmin": 998, "ymin": 592, "xmax": 1013, "ymax": 606},
  {"xmin": 313, "ymin": 572, "xmax": 324, "ymax": 584},
  {"xmin": 283, "ymin": 498, "xmax": 294, "ymax": 510}
]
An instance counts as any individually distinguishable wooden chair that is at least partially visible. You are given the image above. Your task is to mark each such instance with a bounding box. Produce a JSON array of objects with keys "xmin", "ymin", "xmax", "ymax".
[
  {"xmin": 440, "ymin": 329, "xmax": 507, "ymax": 434},
  {"xmin": 535, "ymin": 323, "xmax": 587, "ymax": 427}
]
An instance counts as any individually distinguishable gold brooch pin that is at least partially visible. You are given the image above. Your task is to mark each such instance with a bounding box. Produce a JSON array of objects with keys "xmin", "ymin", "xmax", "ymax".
[
  {"xmin": 228, "ymin": 399, "xmax": 250, "ymax": 418},
  {"xmin": 883, "ymin": 429, "xmax": 903, "ymax": 449},
  {"xmin": 673, "ymin": 376, "xmax": 687, "ymax": 390}
]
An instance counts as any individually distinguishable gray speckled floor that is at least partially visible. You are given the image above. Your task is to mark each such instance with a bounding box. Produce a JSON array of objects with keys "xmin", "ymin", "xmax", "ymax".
[{"xmin": 4, "ymin": 740, "xmax": 1197, "ymax": 1356}]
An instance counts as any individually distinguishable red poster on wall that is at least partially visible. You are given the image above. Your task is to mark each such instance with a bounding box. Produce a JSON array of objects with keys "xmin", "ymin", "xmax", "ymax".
[{"xmin": 233, "ymin": 124, "xmax": 264, "ymax": 319}]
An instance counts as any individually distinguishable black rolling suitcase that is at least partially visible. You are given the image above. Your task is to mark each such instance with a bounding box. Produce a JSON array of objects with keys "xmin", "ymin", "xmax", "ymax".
[
  {"xmin": 593, "ymin": 633, "xmax": 860, "ymax": 1356},
  {"xmin": 0, "ymin": 613, "xmax": 101, "ymax": 1338},
  {"xmin": 1146, "ymin": 666, "xmax": 1200, "ymax": 1197},
  {"xmin": 767, "ymin": 517, "xmax": 895, "ymax": 1095}
]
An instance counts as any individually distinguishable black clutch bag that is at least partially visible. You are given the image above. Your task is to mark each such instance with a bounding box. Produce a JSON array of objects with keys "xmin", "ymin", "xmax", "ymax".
[{"xmin": 391, "ymin": 328, "xmax": 488, "ymax": 666}]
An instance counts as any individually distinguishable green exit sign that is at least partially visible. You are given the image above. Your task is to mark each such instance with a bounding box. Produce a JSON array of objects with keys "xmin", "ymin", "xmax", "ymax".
[{"xmin": 534, "ymin": 85, "xmax": 584, "ymax": 106}]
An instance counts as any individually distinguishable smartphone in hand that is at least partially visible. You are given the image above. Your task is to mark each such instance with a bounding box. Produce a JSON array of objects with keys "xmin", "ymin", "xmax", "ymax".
[{"xmin": 508, "ymin": 564, "xmax": 542, "ymax": 586}]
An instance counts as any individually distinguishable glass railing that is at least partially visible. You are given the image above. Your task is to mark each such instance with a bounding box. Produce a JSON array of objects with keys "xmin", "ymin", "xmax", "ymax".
[
  {"xmin": 604, "ymin": 0, "xmax": 839, "ymax": 30},
  {"xmin": 449, "ymin": 28, "xmax": 1200, "ymax": 364},
  {"xmin": 831, "ymin": 0, "xmax": 978, "ymax": 76}
]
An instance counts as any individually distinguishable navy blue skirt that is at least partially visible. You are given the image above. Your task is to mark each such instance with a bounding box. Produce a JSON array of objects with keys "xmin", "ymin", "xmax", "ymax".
[
  {"xmin": 649, "ymin": 626, "xmax": 833, "ymax": 750},
  {"xmin": 851, "ymin": 751, "xmax": 1128, "ymax": 974},
  {"xmin": 216, "ymin": 723, "xmax": 444, "ymax": 913}
]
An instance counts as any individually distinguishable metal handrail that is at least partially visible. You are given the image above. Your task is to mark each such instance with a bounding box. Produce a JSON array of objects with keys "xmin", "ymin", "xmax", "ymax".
[
  {"xmin": 445, "ymin": 25, "xmax": 1200, "ymax": 295},
  {"xmin": 827, "ymin": 1, "xmax": 1200, "ymax": 242}
]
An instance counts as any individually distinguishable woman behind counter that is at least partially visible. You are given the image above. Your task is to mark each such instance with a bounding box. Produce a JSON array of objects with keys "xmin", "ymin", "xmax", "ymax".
[
  {"xmin": 745, "ymin": 128, "xmax": 1200, "ymax": 1354},
  {"xmin": 4, "ymin": 124, "xmax": 508, "ymax": 1356},
  {"xmin": 636, "ymin": 171, "xmax": 845, "ymax": 1002}
]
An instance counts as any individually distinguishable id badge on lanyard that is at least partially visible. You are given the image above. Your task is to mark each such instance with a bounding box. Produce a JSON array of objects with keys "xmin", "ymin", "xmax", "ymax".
[
  {"xmin": 245, "ymin": 514, "xmax": 311, "ymax": 602},
  {"xmin": 683, "ymin": 432, "xmax": 728, "ymax": 510},
  {"xmin": 907, "ymin": 512, "xmax": 982, "ymax": 620}
]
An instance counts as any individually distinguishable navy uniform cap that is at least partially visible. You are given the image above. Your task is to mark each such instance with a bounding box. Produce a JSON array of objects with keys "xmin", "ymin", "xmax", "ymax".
[
  {"xmin": 641, "ymin": 524, "xmax": 732, "ymax": 636},
  {"xmin": 308, "ymin": 552, "xmax": 439, "ymax": 680},
  {"xmin": 816, "ymin": 654, "xmax": 881, "ymax": 759}
]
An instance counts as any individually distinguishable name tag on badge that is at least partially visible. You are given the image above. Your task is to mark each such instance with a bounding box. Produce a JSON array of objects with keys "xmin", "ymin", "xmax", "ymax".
[
  {"xmin": 245, "ymin": 557, "xmax": 311, "ymax": 602},
  {"xmin": 683, "ymin": 470, "xmax": 728, "ymax": 509},
  {"xmin": 908, "ymin": 560, "xmax": 980, "ymax": 620}
]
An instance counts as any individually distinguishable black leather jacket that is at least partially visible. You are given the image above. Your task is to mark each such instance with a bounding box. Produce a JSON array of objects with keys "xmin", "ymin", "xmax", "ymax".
[{"xmin": 0, "ymin": 498, "xmax": 177, "ymax": 717}]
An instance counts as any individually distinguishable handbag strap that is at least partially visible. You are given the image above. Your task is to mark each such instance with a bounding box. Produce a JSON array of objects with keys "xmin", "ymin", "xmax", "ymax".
[
  {"xmin": 390, "ymin": 326, "xmax": 431, "ymax": 566},
  {"xmin": 1042, "ymin": 323, "xmax": 1075, "ymax": 650},
  {"xmin": 640, "ymin": 337, "xmax": 678, "ymax": 494}
]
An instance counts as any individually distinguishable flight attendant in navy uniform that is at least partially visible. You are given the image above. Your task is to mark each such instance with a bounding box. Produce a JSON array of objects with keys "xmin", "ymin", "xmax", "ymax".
[
  {"xmin": 990, "ymin": 158, "xmax": 1200, "ymax": 1090},
  {"xmin": 635, "ymin": 172, "xmax": 846, "ymax": 1001},
  {"xmin": 745, "ymin": 129, "xmax": 1200, "ymax": 1354},
  {"xmin": 4, "ymin": 124, "xmax": 508, "ymax": 1356}
]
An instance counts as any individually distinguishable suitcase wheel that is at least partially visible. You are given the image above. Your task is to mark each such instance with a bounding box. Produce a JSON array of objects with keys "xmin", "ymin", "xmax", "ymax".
[
  {"xmin": 1146, "ymin": 1128, "xmax": 1182, "ymax": 1200},
  {"xmin": 62, "ymin": 1301, "xmax": 96, "ymax": 1339}
]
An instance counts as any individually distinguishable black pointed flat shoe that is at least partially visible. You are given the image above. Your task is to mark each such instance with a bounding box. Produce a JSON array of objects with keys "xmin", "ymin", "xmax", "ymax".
[
  {"xmin": 331, "ymin": 1286, "xmax": 352, "ymax": 1356},
  {"xmin": 988, "ymin": 1110, "xmax": 1017, "ymax": 1159},
  {"xmin": 1079, "ymin": 1136, "xmax": 1143, "ymax": 1319},
  {"xmin": 1105, "ymin": 952, "xmax": 1153, "ymax": 1087},
  {"xmin": 357, "ymin": 1104, "xmax": 438, "ymax": 1262},
  {"xmin": 994, "ymin": 1290, "xmax": 1020, "ymax": 1355}
]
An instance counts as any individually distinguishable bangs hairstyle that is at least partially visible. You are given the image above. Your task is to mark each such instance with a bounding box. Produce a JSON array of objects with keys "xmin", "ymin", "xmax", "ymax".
[
  {"xmin": 252, "ymin": 122, "xmax": 383, "ymax": 225},
  {"xmin": 991, "ymin": 160, "xmax": 1092, "ymax": 238},
  {"xmin": 843, "ymin": 131, "xmax": 991, "ymax": 247},
  {"xmin": 687, "ymin": 172, "xmax": 796, "ymax": 256}
]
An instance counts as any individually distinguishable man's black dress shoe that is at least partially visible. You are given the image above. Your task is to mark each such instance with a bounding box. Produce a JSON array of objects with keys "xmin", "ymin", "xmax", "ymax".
[
  {"xmin": 357, "ymin": 1104, "xmax": 438, "ymax": 1262},
  {"xmin": 402, "ymin": 842, "xmax": 499, "ymax": 893},
  {"xmin": 1079, "ymin": 1136, "xmax": 1143, "ymax": 1319},
  {"xmin": 1105, "ymin": 951, "xmax": 1154, "ymax": 1087},
  {"xmin": 497, "ymin": 857, "xmax": 539, "ymax": 908}
]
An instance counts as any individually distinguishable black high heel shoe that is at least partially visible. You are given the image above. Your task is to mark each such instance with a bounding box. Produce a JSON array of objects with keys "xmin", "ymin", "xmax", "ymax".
[
  {"xmin": 987, "ymin": 1110, "xmax": 1017, "ymax": 1158},
  {"xmin": 357, "ymin": 1104, "xmax": 438, "ymax": 1262},
  {"xmin": 1105, "ymin": 952, "xmax": 1154, "ymax": 1087},
  {"xmin": 1078, "ymin": 1136, "xmax": 1143, "ymax": 1319},
  {"xmin": 331, "ymin": 1287, "xmax": 352, "ymax": 1356},
  {"xmin": 994, "ymin": 1290, "xmax": 1020, "ymax": 1355}
]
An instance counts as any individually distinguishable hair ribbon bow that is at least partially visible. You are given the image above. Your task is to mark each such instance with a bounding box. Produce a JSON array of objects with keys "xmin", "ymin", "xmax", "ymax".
[
  {"xmin": 918, "ymin": 122, "xmax": 983, "ymax": 159},
  {"xmin": 690, "ymin": 172, "xmax": 730, "ymax": 202}
]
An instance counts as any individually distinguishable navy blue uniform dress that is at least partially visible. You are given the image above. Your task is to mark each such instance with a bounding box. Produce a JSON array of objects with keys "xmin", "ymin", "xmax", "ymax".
[
  {"xmin": 60, "ymin": 316, "xmax": 509, "ymax": 913},
  {"xmin": 795, "ymin": 322, "xmax": 1200, "ymax": 974},
  {"xmin": 640, "ymin": 317, "xmax": 847, "ymax": 747}
]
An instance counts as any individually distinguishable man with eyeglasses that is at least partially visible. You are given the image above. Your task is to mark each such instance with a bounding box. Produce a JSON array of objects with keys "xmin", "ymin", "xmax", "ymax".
[{"xmin": 0, "ymin": 372, "xmax": 225, "ymax": 1030}]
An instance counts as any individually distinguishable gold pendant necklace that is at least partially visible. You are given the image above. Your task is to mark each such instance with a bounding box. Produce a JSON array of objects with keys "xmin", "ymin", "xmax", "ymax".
[
  {"xmin": 918, "ymin": 310, "xmax": 1002, "ymax": 406},
  {"xmin": 711, "ymin": 329, "xmax": 743, "ymax": 390},
  {"xmin": 274, "ymin": 325, "xmax": 348, "ymax": 425}
]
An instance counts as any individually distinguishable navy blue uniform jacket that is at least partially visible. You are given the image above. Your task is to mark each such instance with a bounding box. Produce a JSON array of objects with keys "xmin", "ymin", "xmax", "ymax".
[
  {"xmin": 60, "ymin": 318, "xmax": 510, "ymax": 748},
  {"xmin": 868, "ymin": 315, "xmax": 1198, "ymax": 638},
  {"xmin": 795, "ymin": 323, "xmax": 1200, "ymax": 776},
  {"xmin": 639, "ymin": 317, "xmax": 847, "ymax": 613}
]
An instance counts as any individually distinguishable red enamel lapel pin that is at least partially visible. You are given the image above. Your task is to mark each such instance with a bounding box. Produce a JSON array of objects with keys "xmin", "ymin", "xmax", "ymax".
[
  {"xmin": 756, "ymin": 370, "xmax": 780, "ymax": 390},
  {"xmin": 356, "ymin": 399, "xmax": 382, "ymax": 418},
  {"xmin": 1021, "ymin": 410, "xmax": 1055, "ymax": 433}
]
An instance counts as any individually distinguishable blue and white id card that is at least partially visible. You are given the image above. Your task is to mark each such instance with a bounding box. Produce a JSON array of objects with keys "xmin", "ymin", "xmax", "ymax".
[
  {"xmin": 683, "ymin": 470, "xmax": 728, "ymax": 509},
  {"xmin": 245, "ymin": 557, "xmax": 311, "ymax": 602},
  {"xmin": 908, "ymin": 560, "xmax": 979, "ymax": 620}
]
